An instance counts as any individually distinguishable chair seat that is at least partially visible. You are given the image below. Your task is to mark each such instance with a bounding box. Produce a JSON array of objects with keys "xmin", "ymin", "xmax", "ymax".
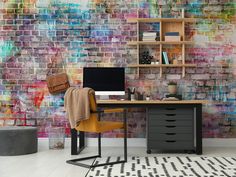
[
  {"xmin": 76, "ymin": 121, "xmax": 124, "ymax": 133},
  {"xmin": 97, "ymin": 121, "xmax": 124, "ymax": 133}
]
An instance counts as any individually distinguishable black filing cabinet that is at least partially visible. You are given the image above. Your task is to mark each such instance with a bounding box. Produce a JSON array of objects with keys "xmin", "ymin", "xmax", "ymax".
[{"xmin": 147, "ymin": 105, "xmax": 194, "ymax": 153}]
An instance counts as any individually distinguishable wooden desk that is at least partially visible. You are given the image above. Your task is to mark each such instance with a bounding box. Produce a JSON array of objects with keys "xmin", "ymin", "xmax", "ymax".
[
  {"xmin": 97, "ymin": 100, "xmax": 207, "ymax": 105},
  {"xmin": 71, "ymin": 100, "xmax": 207, "ymax": 155}
]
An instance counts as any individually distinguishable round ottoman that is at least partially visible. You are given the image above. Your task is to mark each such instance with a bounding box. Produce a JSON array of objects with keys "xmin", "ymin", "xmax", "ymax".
[{"xmin": 0, "ymin": 126, "xmax": 38, "ymax": 156}]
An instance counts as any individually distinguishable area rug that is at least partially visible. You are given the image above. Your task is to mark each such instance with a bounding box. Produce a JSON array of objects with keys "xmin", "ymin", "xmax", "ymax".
[{"xmin": 87, "ymin": 156, "xmax": 236, "ymax": 177}]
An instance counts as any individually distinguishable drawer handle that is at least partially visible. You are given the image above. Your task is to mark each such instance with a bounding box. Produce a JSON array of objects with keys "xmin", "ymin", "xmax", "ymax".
[
  {"xmin": 165, "ymin": 120, "xmax": 176, "ymax": 122},
  {"xmin": 166, "ymin": 126, "xmax": 176, "ymax": 128},
  {"xmin": 166, "ymin": 133, "xmax": 176, "ymax": 135},
  {"xmin": 166, "ymin": 114, "xmax": 176, "ymax": 116},
  {"xmin": 166, "ymin": 140, "xmax": 176, "ymax": 143},
  {"xmin": 166, "ymin": 108, "xmax": 176, "ymax": 110}
]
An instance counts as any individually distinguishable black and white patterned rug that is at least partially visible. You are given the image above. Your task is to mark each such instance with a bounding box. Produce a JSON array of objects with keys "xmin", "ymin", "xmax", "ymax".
[{"xmin": 87, "ymin": 156, "xmax": 236, "ymax": 177}]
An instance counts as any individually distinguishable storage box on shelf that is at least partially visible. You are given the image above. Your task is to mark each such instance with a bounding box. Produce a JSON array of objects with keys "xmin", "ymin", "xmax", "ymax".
[{"xmin": 127, "ymin": 11, "xmax": 196, "ymax": 78}]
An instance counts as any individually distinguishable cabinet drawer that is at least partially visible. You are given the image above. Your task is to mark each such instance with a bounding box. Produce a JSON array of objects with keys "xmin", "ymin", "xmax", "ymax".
[
  {"xmin": 148, "ymin": 140, "xmax": 194, "ymax": 150},
  {"xmin": 149, "ymin": 119, "xmax": 193, "ymax": 127},
  {"xmin": 148, "ymin": 107, "xmax": 193, "ymax": 115},
  {"xmin": 148, "ymin": 133, "xmax": 193, "ymax": 141},
  {"xmin": 149, "ymin": 126, "xmax": 193, "ymax": 134},
  {"xmin": 149, "ymin": 114, "xmax": 193, "ymax": 121}
]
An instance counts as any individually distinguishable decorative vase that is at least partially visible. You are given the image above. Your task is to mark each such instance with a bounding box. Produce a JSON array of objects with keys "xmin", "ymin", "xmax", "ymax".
[{"xmin": 168, "ymin": 85, "xmax": 177, "ymax": 94}]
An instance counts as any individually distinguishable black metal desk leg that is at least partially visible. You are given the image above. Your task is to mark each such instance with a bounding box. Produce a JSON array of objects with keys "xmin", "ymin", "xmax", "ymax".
[
  {"xmin": 71, "ymin": 129, "xmax": 85, "ymax": 155},
  {"xmin": 196, "ymin": 104, "xmax": 202, "ymax": 155}
]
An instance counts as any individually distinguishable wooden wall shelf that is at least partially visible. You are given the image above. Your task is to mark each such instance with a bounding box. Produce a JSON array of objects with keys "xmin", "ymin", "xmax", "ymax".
[
  {"xmin": 127, "ymin": 18, "xmax": 196, "ymax": 23},
  {"xmin": 128, "ymin": 64, "xmax": 197, "ymax": 68},
  {"xmin": 127, "ymin": 41, "xmax": 194, "ymax": 45},
  {"xmin": 126, "ymin": 10, "xmax": 196, "ymax": 78}
]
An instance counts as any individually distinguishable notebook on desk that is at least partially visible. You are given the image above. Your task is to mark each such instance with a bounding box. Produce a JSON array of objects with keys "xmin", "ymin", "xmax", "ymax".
[{"xmin": 162, "ymin": 97, "xmax": 180, "ymax": 101}]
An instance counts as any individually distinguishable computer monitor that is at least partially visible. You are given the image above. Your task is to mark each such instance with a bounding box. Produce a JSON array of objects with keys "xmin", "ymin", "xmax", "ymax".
[{"xmin": 83, "ymin": 67, "xmax": 125, "ymax": 96}]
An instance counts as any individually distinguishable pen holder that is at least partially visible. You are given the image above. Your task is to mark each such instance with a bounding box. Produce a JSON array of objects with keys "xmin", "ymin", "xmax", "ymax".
[
  {"xmin": 131, "ymin": 94, "xmax": 135, "ymax": 101},
  {"xmin": 127, "ymin": 88, "xmax": 131, "ymax": 100},
  {"xmin": 137, "ymin": 93, "xmax": 144, "ymax": 100},
  {"xmin": 127, "ymin": 88, "xmax": 136, "ymax": 100}
]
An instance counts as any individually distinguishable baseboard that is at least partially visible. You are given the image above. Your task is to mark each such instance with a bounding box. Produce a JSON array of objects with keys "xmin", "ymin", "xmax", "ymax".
[
  {"xmin": 87, "ymin": 138, "xmax": 236, "ymax": 147},
  {"xmin": 203, "ymin": 138, "xmax": 236, "ymax": 147},
  {"xmin": 86, "ymin": 138, "xmax": 146, "ymax": 147},
  {"xmin": 38, "ymin": 138, "xmax": 236, "ymax": 148}
]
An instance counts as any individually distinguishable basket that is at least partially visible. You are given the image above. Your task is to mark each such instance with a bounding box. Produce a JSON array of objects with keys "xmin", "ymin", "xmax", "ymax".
[{"xmin": 48, "ymin": 127, "xmax": 65, "ymax": 149}]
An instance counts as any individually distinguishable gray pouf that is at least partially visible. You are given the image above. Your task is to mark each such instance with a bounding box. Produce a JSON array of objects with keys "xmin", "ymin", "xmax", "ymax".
[{"xmin": 0, "ymin": 126, "xmax": 38, "ymax": 156}]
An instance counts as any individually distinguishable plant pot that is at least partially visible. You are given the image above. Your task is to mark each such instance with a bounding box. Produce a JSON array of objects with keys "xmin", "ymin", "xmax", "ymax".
[{"xmin": 168, "ymin": 85, "xmax": 177, "ymax": 94}]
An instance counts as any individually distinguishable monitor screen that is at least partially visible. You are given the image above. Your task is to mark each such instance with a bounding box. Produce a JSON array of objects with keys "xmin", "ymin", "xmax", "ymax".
[{"xmin": 83, "ymin": 67, "xmax": 125, "ymax": 95}]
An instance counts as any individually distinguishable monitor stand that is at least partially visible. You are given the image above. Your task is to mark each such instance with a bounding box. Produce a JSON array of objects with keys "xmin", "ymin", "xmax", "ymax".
[{"xmin": 99, "ymin": 95, "xmax": 110, "ymax": 100}]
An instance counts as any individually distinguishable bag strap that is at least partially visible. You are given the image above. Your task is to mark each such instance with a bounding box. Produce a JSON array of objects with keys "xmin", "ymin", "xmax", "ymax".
[{"xmin": 62, "ymin": 65, "xmax": 67, "ymax": 73}]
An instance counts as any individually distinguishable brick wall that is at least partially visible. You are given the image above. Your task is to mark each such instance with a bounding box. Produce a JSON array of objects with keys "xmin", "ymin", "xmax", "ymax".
[{"xmin": 0, "ymin": 0, "xmax": 236, "ymax": 138}]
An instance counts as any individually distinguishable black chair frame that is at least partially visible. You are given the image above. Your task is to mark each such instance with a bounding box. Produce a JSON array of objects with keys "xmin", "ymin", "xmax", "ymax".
[{"xmin": 66, "ymin": 109, "xmax": 127, "ymax": 168}]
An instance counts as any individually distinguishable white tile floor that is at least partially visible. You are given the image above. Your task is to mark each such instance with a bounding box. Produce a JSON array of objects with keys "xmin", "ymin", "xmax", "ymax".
[{"xmin": 1, "ymin": 141, "xmax": 236, "ymax": 177}]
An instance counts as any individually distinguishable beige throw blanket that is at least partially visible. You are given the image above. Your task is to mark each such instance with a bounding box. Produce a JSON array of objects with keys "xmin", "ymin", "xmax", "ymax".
[{"xmin": 64, "ymin": 87, "xmax": 93, "ymax": 128}]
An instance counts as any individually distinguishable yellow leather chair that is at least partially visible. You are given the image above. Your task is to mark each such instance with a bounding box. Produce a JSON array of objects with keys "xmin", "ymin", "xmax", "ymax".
[{"xmin": 66, "ymin": 90, "xmax": 127, "ymax": 168}]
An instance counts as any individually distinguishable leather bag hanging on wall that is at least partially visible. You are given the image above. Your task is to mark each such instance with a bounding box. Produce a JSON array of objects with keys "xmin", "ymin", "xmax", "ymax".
[{"xmin": 46, "ymin": 73, "xmax": 70, "ymax": 94}]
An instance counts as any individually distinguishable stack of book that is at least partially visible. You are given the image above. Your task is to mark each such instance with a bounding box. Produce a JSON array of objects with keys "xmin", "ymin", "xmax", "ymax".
[
  {"xmin": 142, "ymin": 32, "xmax": 159, "ymax": 41},
  {"xmin": 164, "ymin": 32, "xmax": 180, "ymax": 42}
]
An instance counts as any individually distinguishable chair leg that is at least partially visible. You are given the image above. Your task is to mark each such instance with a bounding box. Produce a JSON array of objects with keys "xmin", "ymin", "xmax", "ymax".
[
  {"xmin": 98, "ymin": 133, "xmax": 101, "ymax": 157},
  {"xmin": 90, "ymin": 109, "xmax": 128, "ymax": 168},
  {"xmin": 67, "ymin": 133, "xmax": 127, "ymax": 168},
  {"xmin": 66, "ymin": 133, "xmax": 102, "ymax": 168},
  {"xmin": 66, "ymin": 155, "xmax": 99, "ymax": 168}
]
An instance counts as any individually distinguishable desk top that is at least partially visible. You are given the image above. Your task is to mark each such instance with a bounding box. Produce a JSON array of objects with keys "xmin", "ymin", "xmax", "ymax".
[{"xmin": 97, "ymin": 100, "xmax": 208, "ymax": 105}]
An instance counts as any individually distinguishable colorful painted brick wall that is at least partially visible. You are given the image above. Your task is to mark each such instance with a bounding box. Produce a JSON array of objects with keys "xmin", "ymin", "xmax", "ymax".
[{"xmin": 0, "ymin": 0, "xmax": 236, "ymax": 138}]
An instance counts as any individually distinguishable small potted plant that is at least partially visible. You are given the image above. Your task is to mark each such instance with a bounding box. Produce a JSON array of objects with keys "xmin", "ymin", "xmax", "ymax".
[{"xmin": 167, "ymin": 81, "xmax": 177, "ymax": 95}]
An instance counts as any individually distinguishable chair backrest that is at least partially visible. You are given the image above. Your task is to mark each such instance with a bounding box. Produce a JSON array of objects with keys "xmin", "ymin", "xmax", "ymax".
[
  {"xmin": 75, "ymin": 89, "xmax": 99, "ymax": 132},
  {"xmin": 89, "ymin": 89, "xmax": 97, "ymax": 112}
]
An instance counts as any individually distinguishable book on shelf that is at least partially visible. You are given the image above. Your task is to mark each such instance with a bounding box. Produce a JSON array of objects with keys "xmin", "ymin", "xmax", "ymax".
[
  {"xmin": 143, "ymin": 32, "xmax": 158, "ymax": 36},
  {"xmin": 165, "ymin": 36, "xmax": 181, "ymax": 41},
  {"xmin": 142, "ymin": 36, "xmax": 156, "ymax": 39},
  {"xmin": 142, "ymin": 32, "xmax": 160, "ymax": 41},
  {"xmin": 164, "ymin": 32, "xmax": 180, "ymax": 42},
  {"xmin": 162, "ymin": 52, "xmax": 169, "ymax": 64},
  {"xmin": 142, "ymin": 38, "xmax": 160, "ymax": 41},
  {"xmin": 142, "ymin": 39, "xmax": 156, "ymax": 41},
  {"xmin": 165, "ymin": 32, "xmax": 179, "ymax": 36}
]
